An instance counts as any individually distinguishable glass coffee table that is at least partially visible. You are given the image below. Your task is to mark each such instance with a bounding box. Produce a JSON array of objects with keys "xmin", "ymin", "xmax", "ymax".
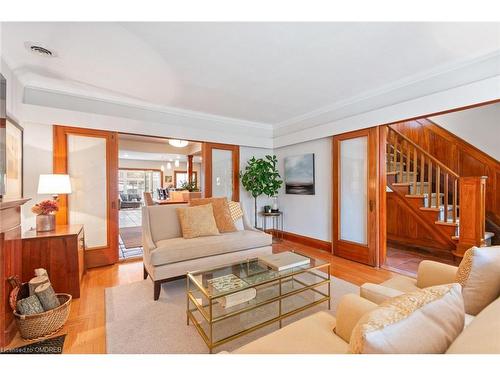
[{"xmin": 186, "ymin": 251, "xmax": 331, "ymax": 353}]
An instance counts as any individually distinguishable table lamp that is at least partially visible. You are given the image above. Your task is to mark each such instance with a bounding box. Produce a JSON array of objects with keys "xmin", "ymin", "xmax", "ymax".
[
  {"xmin": 37, "ymin": 174, "xmax": 72, "ymax": 200},
  {"xmin": 34, "ymin": 174, "xmax": 72, "ymax": 232}
]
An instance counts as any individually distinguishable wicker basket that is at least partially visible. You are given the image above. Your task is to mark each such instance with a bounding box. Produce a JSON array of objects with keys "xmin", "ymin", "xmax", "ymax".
[{"xmin": 8, "ymin": 277, "xmax": 72, "ymax": 340}]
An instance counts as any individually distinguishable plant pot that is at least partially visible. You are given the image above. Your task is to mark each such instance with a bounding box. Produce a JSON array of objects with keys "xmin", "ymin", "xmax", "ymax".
[
  {"xmin": 36, "ymin": 214, "xmax": 56, "ymax": 232},
  {"xmin": 271, "ymin": 196, "xmax": 279, "ymax": 211}
]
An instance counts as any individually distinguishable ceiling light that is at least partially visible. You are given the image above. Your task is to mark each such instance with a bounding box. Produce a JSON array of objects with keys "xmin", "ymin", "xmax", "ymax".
[
  {"xmin": 168, "ymin": 139, "xmax": 188, "ymax": 148},
  {"xmin": 174, "ymin": 159, "xmax": 180, "ymax": 168}
]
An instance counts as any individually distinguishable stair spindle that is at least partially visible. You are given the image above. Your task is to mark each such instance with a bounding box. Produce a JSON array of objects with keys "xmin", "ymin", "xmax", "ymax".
[
  {"xmin": 413, "ymin": 147, "xmax": 417, "ymax": 194},
  {"xmin": 406, "ymin": 142, "xmax": 411, "ymax": 183},
  {"xmin": 444, "ymin": 173, "xmax": 449, "ymax": 222},
  {"xmin": 393, "ymin": 133, "xmax": 398, "ymax": 172},
  {"xmin": 428, "ymin": 160, "xmax": 432, "ymax": 208},
  {"xmin": 436, "ymin": 165, "xmax": 441, "ymax": 209},
  {"xmin": 420, "ymin": 153, "xmax": 425, "ymax": 195},
  {"xmin": 399, "ymin": 139, "xmax": 404, "ymax": 181},
  {"xmin": 453, "ymin": 179, "xmax": 457, "ymax": 223}
]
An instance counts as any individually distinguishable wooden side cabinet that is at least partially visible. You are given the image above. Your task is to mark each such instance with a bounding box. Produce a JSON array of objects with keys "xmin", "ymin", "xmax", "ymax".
[
  {"xmin": 22, "ymin": 225, "xmax": 85, "ymax": 298},
  {"xmin": 0, "ymin": 198, "xmax": 30, "ymax": 349}
]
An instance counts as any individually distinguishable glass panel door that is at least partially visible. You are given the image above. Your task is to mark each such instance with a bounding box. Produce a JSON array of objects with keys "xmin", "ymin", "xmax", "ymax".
[
  {"xmin": 211, "ymin": 149, "xmax": 233, "ymax": 199},
  {"xmin": 202, "ymin": 143, "xmax": 240, "ymax": 201},
  {"xmin": 119, "ymin": 169, "xmax": 162, "ymax": 200},
  {"xmin": 53, "ymin": 126, "xmax": 119, "ymax": 268},
  {"xmin": 340, "ymin": 137, "xmax": 368, "ymax": 244},
  {"xmin": 68, "ymin": 135, "xmax": 108, "ymax": 248},
  {"xmin": 332, "ymin": 127, "xmax": 379, "ymax": 266}
]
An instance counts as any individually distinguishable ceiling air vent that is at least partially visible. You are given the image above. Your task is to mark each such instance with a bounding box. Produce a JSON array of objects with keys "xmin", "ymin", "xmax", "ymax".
[{"xmin": 24, "ymin": 42, "xmax": 57, "ymax": 57}]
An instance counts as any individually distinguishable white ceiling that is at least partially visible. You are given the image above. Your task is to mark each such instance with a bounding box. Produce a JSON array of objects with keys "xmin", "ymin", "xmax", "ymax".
[{"xmin": 2, "ymin": 22, "xmax": 500, "ymax": 126}]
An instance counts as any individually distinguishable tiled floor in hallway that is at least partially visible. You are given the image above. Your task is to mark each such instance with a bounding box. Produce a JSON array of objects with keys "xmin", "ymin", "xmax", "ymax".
[{"xmin": 119, "ymin": 209, "xmax": 143, "ymax": 260}]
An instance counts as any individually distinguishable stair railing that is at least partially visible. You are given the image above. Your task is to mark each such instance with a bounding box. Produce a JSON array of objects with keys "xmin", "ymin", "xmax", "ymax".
[
  {"xmin": 387, "ymin": 127, "xmax": 460, "ymax": 224},
  {"xmin": 387, "ymin": 125, "xmax": 488, "ymax": 257}
]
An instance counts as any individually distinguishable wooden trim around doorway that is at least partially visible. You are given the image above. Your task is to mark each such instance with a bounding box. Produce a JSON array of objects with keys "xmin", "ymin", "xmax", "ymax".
[
  {"xmin": 202, "ymin": 142, "xmax": 240, "ymax": 201},
  {"xmin": 53, "ymin": 125, "xmax": 119, "ymax": 268}
]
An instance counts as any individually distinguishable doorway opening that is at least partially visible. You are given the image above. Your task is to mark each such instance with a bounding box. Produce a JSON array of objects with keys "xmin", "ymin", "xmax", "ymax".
[
  {"xmin": 117, "ymin": 134, "xmax": 203, "ymax": 260},
  {"xmin": 381, "ymin": 101, "xmax": 499, "ymax": 275}
]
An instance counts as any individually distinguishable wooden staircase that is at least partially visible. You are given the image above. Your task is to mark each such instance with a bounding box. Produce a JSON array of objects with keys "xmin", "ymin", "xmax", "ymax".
[{"xmin": 386, "ymin": 126, "xmax": 491, "ymax": 257}]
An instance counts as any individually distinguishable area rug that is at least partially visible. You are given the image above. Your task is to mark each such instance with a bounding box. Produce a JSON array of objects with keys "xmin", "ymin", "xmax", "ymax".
[
  {"xmin": 119, "ymin": 226, "xmax": 142, "ymax": 249},
  {"xmin": 1, "ymin": 335, "xmax": 66, "ymax": 354},
  {"xmin": 105, "ymin": 276, "xmax": 359, "ymax": 353}
]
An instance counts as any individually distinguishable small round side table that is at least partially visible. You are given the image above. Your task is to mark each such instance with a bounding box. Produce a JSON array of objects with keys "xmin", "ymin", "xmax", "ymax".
[{"xmin": 260, "ymin": 211, "xmax": 284, "ymax": 243}]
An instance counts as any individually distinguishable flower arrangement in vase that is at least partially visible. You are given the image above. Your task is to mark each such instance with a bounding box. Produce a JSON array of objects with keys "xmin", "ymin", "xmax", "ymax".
[{"xmin": 32, "ymin": 200, "xmax": 59, "ymax": 232}]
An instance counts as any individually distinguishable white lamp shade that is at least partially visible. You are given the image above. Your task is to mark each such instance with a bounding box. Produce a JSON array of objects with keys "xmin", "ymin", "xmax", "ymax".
[{"xmin": 37, "ymin": 174, "xmax": 72, "ymax": 195}]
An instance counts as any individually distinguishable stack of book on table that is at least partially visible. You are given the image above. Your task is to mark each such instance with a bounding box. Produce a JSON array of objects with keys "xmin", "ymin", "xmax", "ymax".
[
  {"xmin": 258, "ymin": 251, "xmax": 310, "ymax": 271},
  {"xmin": 208, "ymin": 274, "xmax": 256, "ymax": 308}
]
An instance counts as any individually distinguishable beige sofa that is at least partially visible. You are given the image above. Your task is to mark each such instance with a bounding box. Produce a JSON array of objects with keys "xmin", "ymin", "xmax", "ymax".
[
  {"xmin": 142, "ymin": 203, "xmax": 273, "ymax": 300},
  {"xmin": 230, "ymin": 291, "xmax": 500, "ymax": 354},
  {"xmin": 232, "ymin": 294, "xmax": 378, "ymax": 354},
  {"xmin": 360, "ymin": 260, "xmax": 474, "ymax": 323}
]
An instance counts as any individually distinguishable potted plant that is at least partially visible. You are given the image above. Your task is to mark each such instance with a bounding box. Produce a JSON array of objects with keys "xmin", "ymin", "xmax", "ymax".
[
  {"xmin": 179, "ymin": 181, "xmax": 202, "ymax": 201},
  {"xmin": 240, "ymin": 155, "xmax": 283, "ymax": 228},
  {"xmin": 31, "ymin": 199, "xmax": 59, "ymax": 232}
]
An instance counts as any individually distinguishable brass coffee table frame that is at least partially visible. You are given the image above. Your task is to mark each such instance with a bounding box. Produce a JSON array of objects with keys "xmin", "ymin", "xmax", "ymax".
[{"xmin": 186, "ymin": 258, "xmax": 331, "ymax": 353}]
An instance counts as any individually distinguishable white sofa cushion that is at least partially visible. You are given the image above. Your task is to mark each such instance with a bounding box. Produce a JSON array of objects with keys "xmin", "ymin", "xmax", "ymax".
[
  {"xmin": 144, "ymin": 204, "xmax": 187, "ymax": 243},
  {"xmin": 150, "ymin": 230, "xmax": 272, "ymax": 266},
  {"xmin": 446, "ymin": 297, "xmax": 500, "ymax": 354},
  {"xmin": 380, "ymin": 275, "xmax": 420, "ymax": 293},
  {"xmin": 456, "ymin": 246, "xmax": 500, "ymax": 315},
  {"xmin": 232, "ymin": 311, "xmax": 349, "ymax": 354},
  {"xmin": 350, "ymin": 284, "xmax": 465, "ymax": 354}
]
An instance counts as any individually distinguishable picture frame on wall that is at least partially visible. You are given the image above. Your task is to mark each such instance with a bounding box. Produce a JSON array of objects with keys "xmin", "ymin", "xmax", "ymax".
[
  {"xmin": 285, "ymin": 153, "xmax": 315, "ymax": 195},
  {"xmin": 4, "ymin": 118, "xmax": 23, "ymax": 199}
]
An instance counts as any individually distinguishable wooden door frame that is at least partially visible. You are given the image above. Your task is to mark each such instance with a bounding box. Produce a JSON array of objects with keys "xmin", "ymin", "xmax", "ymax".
[
  {"xmin": 332, "ymin": 127, "xmax": 380, "ymax": 266},
  {"xmin": 53, "ymin": 125, "xmax": 119, "ymax": 268},
  {"xmin": 201, "ymin": 142, "xmax": 240, "ymax": 201}
]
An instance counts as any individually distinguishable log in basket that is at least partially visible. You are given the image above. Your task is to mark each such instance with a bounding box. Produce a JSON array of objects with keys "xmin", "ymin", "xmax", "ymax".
[{"xmin": 8, "ymin": 276, "xmax": 72, "ymax": 340}]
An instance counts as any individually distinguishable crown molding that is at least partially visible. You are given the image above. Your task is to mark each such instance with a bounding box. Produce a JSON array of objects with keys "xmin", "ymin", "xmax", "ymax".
[
  {"xmin": 274, "ymin": 49, "xmax": 500, "ymax": 137},
  {"xmin": 22, "ymin": 83, "xmax": 273, "ymax": 131}
]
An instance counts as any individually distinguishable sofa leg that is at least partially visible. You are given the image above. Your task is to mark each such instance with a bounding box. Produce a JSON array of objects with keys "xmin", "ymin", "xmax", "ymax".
[
  {"xmin": 154, "ymin": 281, "xmax": 161, "ymax": 301},
  {"xmin": 143, "ymin": 265, "xmax": 148, "ymax": 280}
]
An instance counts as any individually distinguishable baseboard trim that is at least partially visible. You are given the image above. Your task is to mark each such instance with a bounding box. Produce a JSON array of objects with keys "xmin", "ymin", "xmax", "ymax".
[{"xmin": 268, "ymin": 229, "xmax": 332, "ymax": 252}]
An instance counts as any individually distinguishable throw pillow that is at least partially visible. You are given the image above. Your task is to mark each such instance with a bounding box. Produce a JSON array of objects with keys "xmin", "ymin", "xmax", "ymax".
[
  {"xmin": 228, "ymin": 201, "xmax": 244, "ymax": 221},
  {"xmin": 228, "ymin": 201, "xmax": 245, "ymax": 230},
  {"xmin": 189, "ymin": 197, "xmax": 237, "ymax": 233},
  {"xmin": 176, "ymin": 204, "xmax": 220, "ymax": 239},
  {"xmin": 349, "ymin": 284, "xmax": 465, "ymax": 354},
  {"xmin": 455, "ymin": 246, "xmax": 500, "ymax": 315}
]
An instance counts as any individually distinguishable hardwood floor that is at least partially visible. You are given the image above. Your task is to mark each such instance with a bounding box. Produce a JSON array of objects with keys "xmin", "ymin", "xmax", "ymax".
[
  {"xmin": 383, "ymin": 243, "xmax": 458, "ymax": 276},
  {"xmin": 6, "ymin": 240, "xmax": 395, "ymax": 354}
]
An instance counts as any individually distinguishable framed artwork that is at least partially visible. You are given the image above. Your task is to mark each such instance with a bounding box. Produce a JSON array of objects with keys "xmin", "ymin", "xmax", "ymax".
[
  {"xmin": 165, "ymin": 175, "xmax": 173, "ymax": 184},
  {"xmin": 285, "ymin": 153, "xmax": 315, "ymax": 195},
  {"xmin": 4, "ymin": 118, "xmax": 23, "ymax": 198}
]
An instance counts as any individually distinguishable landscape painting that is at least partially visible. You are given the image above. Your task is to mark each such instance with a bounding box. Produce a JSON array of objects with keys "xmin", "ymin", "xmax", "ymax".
[{"xmin": 285, "ymin": 153, "xmax": 315, "ymax": 195}]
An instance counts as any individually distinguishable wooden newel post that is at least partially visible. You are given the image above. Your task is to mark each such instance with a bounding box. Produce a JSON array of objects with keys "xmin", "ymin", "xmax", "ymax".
[{"xmin": 456, "ymin": 176, "xmax": 487, "ymax": 257}]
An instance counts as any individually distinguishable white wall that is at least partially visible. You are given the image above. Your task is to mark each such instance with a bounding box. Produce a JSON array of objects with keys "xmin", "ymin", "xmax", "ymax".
[
  {"xmin": 274, "ymin": 138, "xmax": 332, "ymax": 241},
  {"xmin": 430, "ymin": 103, "xmax": 500, "ymax": 161},
  {"xmin": 21, "ymin": 121, "xmax": 54, "ymax": 230}
]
